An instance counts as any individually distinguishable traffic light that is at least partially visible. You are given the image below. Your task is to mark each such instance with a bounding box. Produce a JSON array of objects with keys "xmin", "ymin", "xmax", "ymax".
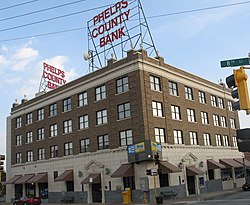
[
  {"xmin": 146, "ymin": 169, "xmax": 151, "ymax": 176},
  {"xmin": 226, "ymin": 67, "xmax": 250, "ymax": 111},
  {"xmin": 153, "ymin": 153, "xmax": 159, "ymax": 165}
]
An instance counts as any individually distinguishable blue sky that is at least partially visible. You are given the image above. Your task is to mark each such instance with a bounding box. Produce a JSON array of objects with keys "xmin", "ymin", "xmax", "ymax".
[{"xmin": 0, "ymin": 0, "xmax": 250, "ymax": 156}]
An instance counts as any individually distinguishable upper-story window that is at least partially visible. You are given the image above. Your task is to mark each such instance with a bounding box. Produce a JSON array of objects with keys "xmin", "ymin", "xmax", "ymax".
[
  {"xmin": 98, "ymin": 134, "xmax": 109, "ymax": 150},
  {"xmin": 220, "ymin": 116, "xmax": 227, "ymax": 128},
  {"xmin": 26, "ymin": 113, "xmax": 32, "ymax": 125},
  {"xmin": 50, "ymin": 103, "xmax": 57, "ymax": 117},
  {"xmin": 189, "ymin": 131, "xmax": 198, "ymax": 145},
  {"xmin": 95, "ymin": 85, "xmax": 106, "ymax": 101},
  {"xmin": 210, "ymin": 95, "xmax": 217, "ymax": 107},
  {"xmin": 171, "ymin": 105, "xmax": 181, "ymax": 120},
  {"xmin": 228, "ymin": 101, "xmax": 233, "ymax": 111},
  {"xmin": 37, "ymin": 128, "xmax": 45, "ymax": 140},
  {"xmin": 185, "ymin": 86, "xmax": 193, "ymax": 100},
  {"xmin": 118, "ymin": 102, "xmax": 131, "ymax": 120},
  {"xmin": 79, "ymin": 115, "xmax": 89, "ymax": 130},
  {"xmin": 169, "ymin": 81, "xmax": 178, "ymax": 96},
  {"xmin": 199, "ymin": 91, "xmax": 206, "ymax": 104},
  {"xmin": 213, "ymin": 114, "xmax": 220, "ymax": 126},
  {"xmin": 37, "ymin": 108, "xmax": 44, "ymax": 121},
  {"xmin": 201, "ymin": 112, "xmax": 209, "ymax": 125},
  {"xmin": 96, "ymin": 109, "xmax": 108, "ymax": 125},
  {"xmin": 26, "ymin": 131, "xmax": 33, "ymax": 143},
  {"xmin": 27, "ymin": 150, "xmax": 33, "ymax": 162},
  {"xmin": 215, "ymin": 134, "xmax": 222, "ymax": 146},
  {"xmin": 64, "ymin": 142, "xmax": 73, "ymax": 156},
  {"xmin": 203, "ymin": 133, "xmax": 211, "ymax": 146},
  {"xmin": 218, "ymin": 97, "xmax": 224, "ymax": 109},
  {"xmin": 187, "ymin": 109, "xmax": 196, "ymax": 122},
  {"xmin": 222, "ymin": 135, "xmax": 229, "ymax": 146},
  {"xmin": 78, "ymin": 92, "xmax": 88, "ymax": 107},
  {"xmin": 120, "ymin": 130, "xmax": 133, "ymax": 146},
  {"xmin": 80, "ymin": 138, "xmax": 90, "ymax": 153},
  {"xmin": 116, "ymin": 76, "xmax": 129, "ymax": 94},
  {"xmin": 230, "ymin": 119, "xmax": 236, "ymax": 129},
  {"xmin": 63, "ymin": 120, "xmax": 72, "ymax": 134},
  {"xmin": 16, "ymin": 153, "xmax": 22, "ymax": 164},
  {"xmin": 152, "ymin": 101, "xmax": 163, "ymax": 117},
  {"xmin": 50, "ymin": 124, "xmax": 58, "ymax": 137},
  {"xmin": 150, "ymin": 75, "xmax": 161, "ymax": 91},
  {"xmin": 232, "ymin": 136, "xmax": 237, "ymax": 147},
  {"xmin": 50, "ymin": 145, "xmax": 58, "ymax": 158},
  {"xmin": 173, "ymin": 130, "xmax": 183, "ymax": 144},
  {"xmin": 154, "ymin": 128, "xmax": 166, "ymax": 143},
  {"xmin": 38, "ymin": 148, "xmax": 45, "ymax": 160},
  {"xmin": 16, "ymin": 116, "xmax": 22, "ymax": 128},
  {"xmin": 16, "ymin": 134, "xmax": 22, "ymax": 146},
  {"xmin": 63, "ymin": 98, "xmax": 72, "ymax": 112}
]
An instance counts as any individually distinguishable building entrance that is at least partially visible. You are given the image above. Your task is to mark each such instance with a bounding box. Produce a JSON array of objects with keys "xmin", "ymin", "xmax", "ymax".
[
  {"xmin": 92, "ymin": 183, "xmax": 102, "ymax": 202},
  {"xmin": 187, "ymin": 176, "xmax": 196, "ymax": 195}
]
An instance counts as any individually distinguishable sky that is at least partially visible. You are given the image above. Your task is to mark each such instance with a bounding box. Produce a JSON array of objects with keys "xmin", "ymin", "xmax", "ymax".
[{"xmin": 0, "ymin": 0, "xmax": 250, "ymax": 157}]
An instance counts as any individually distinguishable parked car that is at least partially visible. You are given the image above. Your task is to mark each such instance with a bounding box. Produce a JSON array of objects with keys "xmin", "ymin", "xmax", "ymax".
[
  {"xmin": 13, "ymin": 196, "xmax": 41, "ymax": 205},
  {"xmin": 242, "ymin": 183, "xmax": 250, "ymax": 191}
]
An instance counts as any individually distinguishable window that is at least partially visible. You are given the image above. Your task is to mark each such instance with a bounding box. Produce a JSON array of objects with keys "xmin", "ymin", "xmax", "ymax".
[
  {"xmin": 26, "ymin": 132, "xmax": 33, "ymax": 143},
  {"xmin": 173, "ymin": 130, "xmax": 183, "ymax": 144},
  {"xmin": 26, "ymin": 113, "xmax": 32, "ymax": 125},
  {"xmin": 118, "ymin": 102, "xmax": 131, "ymax": 120},
  {"xmin": 50, "ymin": 145, "xmax": 58, "ymax": 158},
  {"xmin": 210, "ymin": 95, "xmax": 217, "ymax": 107},
  {"xmin": 64, "ymin": 142, "xmax": 73, "ymax": 156},
  {"xmin": 16, "ymin": 135, "xmax": 22, "ymax": 146},
  {"xmin": 168, "ymin": 81, "xmax": 178, "ymax": 96},
  {"xmin": 215, "ymin": 134, "xmax": 222, "ymax": 146},
  {"xmin": 171, "ymin": 105, "xmax": 181, "ymax": 120},
  {"xmin": 37, "ymin": 108, "xmax": 44, "ymax": 121},
  {"xmin": 116, "ymin": 76, "xmax": 129, "ymax": 94},
  {"xmin": 220, "ymin": 116, "xmax": 227, "ymax": 128},
  {"xmin": 96, "ymin": 85, "xmax": 106, "ymax": 101},
  {"xmin": 218, "ymin": 97, "xmax": 224, "ymax": 109},
  {"xmin": 96, "ymin": 109, "xmax": 108, "ymax": 125},
  {"xmin": 203, "ymin": 133, "xmax": 211, "ymax": 146},
  {"xmin": 150, "ymin": 76, "xmax": 161, "ymax": 91},
  {"xmin": 50, "ymin": 124, "xmax": 58, "ymax": 137},
  {"xmin": 63, "ymin": 120, "xmax": 72, "ymax": 134},
  {"xmin": 78, "ymin": 92, "xmax": 87, "ymax": 107},
  {"xmin": 50, "ymin": 103, "xmax": 57, "ymax": 117},
  {"xmin": 79, "ymin": 115, "xmax": 89, "ymax": 130},
  {"xmin": 185, "ymin": 86, "xmax": 193, "ymax": 100},
  {"xmin": 98, "ymin": 134, "xmax": 109, "ymax": 150},
  {"xmin": 187, "ymin": 109, "xmax": 196, "ymax": 122},
  {"xmin": 201, "ymin": 112, "xmax": 209, "ymax": 124},
  {"xmin": 80, "ymin": 139, "xmax": 90, "ymax": 153},
  {"xmin": 228, "ymin": 101, "xmax": 233, "ymax": 111},
  {"xmin": 37, "ymin": 128, "xmax": 45, "ymax": 140},
  {"xmin": 232, "ymin": 136, "xmax": 237, "ymax": 147},
  {"xmin": 154, "ymin": 128, "xmax": 166, "ymax": 143},
  {"xmin": 16, "ymin": 116, "xmax": 22, "ymax": 128},
  {"xmin": 63, "ymin": 98, "xmax": 72, "ymax": 112},
  {"xmin": 16, "ymin": 153, "xmax": 22, "ymax": 164},
  {"xmin": 199, "ymin": 91, "xmax": 206, "ymax": 104},
  {"xmin": 38, "ymin": 148, "xmax": 45, "ymax": 160},
  {"xmin": 230, "ymin": 119, "xmax": 236, "ymax": 129},
  {"xmin": 120, "ymin": 130, "xmax": 133, "ymax": 146},
  {"xmin": 152, "ymin": 101, "xmax": 163, "ymax": 117},
  {"xmin": 223, "ymin": 135, "xmax": 229, "ymax": 146},
  {"xmin": 189, "ymin": 131, "xmax": 198, "ymax": 145},
  {"xmin": 213, "ymin": 114, "xmax": 220, "ymax": 126},
  {"xmin": 27, "ymin": 150, "xmax": 33, "ymax": 162}
]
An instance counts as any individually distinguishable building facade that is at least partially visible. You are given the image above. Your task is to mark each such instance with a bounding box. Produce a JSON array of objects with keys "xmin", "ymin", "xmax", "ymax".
[{"xmin": 6, "ymin": 49, "xmax": 246, "ymax": 203}]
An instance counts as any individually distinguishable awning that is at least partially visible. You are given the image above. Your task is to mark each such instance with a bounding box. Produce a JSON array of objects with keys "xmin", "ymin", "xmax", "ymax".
[
  {"xmin": 14, "ymin": 174, "xmax": 35, "ymax": 184},
  {"xmin": 111, "ymin": 164, "xmax": 134, "ymax": 178},
  {"xmin": 81, "ymin": 174, "xmax": 101, "ymax": 184},
  {"xmin": 159, "ymin": 161, "xmax": 182, "ymax": 173},
  {"xmin": 219, "ymin": 158, "xmax": 243, "ymax": 168},
  {"xmin": 207, "ymin": 159, "xmax": 226, "ymax": 170},
  {"xmin": 27, "ymin": 172, "xmax": 48, "ymax": 183},
  {"xmin": 55, "ymin": 170, "xmax": 73, "ymax": 182},
  {"xmin": 234, "ymin": 158, "xmax": 250, "ymax": 167},
  {"xmin": 186, "ymin": 166, "xmax": 204, "ymax": 176},
  {"xmin": 5, "ymin": 175, "xmax": 22, "ymax": 184}
]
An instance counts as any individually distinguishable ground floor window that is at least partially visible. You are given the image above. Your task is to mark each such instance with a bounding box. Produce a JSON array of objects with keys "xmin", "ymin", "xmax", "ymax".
[
  {"xmin": 66, "ymin": 181, "xmax": 74, "ymax": 192},
  {"xmin": 25, "ymin": 183, "xmax": 35, "ymax": 196},
  {"xmin": 39, "ymin": 183, "xmax": 48, "ymax": 198},
  {"xmin": 221, "ymin": 169, "xmax": 232, "ymax": 181},
  {"xmin": 123, "ymin": 176, "xmax": 135, "ymax": 190},
  {"xmin": 208, "ymin": 169, "xmax": 214, "ymax": 180},
  {"xmin": 235, "ymin": 168, "xmax": 244, "ymax": 179},
  {"xmin": 159, "ymin": 173, "xmax": 169, "ymax": 187},
  {"xmin": 15, "ymin": 184, "xmax": 23, "ymax": 198}
]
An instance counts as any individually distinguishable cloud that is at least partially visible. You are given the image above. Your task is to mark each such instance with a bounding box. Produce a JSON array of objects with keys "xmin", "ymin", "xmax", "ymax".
[
  {"xmin": 3, "ymin": 77, "xmax": 21, "ymax": 84},
  {"xmin": 0, "ymin": 55, "xmax": 9, "ymax": 67},
  {"xmin": 65, "ymin": 68, "xmax": 81, "ymax": 82},
  {"xmin": 43, "ymin": 56, "xmax": 68, "ymax": 70},
  {"xmin": 13, "ymin": 47, "xmax": 39, "ymax": 60}
]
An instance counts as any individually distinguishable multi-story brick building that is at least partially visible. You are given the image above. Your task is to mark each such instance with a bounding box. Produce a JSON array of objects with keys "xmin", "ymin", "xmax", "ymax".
[{"xmin": 6, "ymin": 49, "xmax": 246, "ymax": 203}]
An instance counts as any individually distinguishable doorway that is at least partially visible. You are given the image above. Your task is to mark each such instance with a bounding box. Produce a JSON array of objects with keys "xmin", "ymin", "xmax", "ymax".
[
  {"xmin": 187, "ymin": 176, "xmax": 196, "ymax": 195},
  {"xmin": 92, "ymin": 183, "xmax": 102, "ymax": 202}
]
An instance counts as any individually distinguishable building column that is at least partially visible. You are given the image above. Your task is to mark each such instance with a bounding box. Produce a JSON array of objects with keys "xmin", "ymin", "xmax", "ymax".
[
  {"xmin": 195, "ymin": 175, "xmax": 200, "ymax": 195},
  {"xmin": 35, "ymin": 183, "xmax": 39, "ymax": 197},
  {"xmin": 183, "ymin": 166, "xmax": 188, "ymax": 196},
  {"xmin": 101, "ymin": 171, "xmax": 105, "ymax": 203},
  {"xmin": 232, "ymin": 167, "xmax": 236, "ymax": 188},
  {"xmin": 87, "ymin": 184, "xmax": 92, "ymax": 204}
]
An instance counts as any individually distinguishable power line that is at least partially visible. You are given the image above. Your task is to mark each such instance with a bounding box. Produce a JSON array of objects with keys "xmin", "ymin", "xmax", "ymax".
[
  {"xmin": 0, "ymin": 0, "xmax": 39, "ymax": 11},
  {"xmin": 0, "ymin": 0, "xmax": 87, "ymax": 22},
  {"xmin": 0, "ymin": 0, "xmax": 249, "ymax": 42}
]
